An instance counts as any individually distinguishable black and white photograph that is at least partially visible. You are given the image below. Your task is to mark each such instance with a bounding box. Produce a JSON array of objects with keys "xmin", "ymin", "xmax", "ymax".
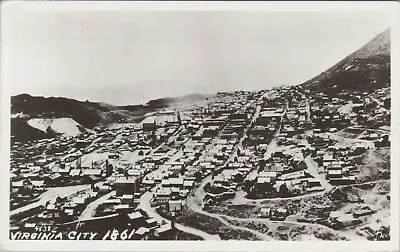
[{"xmin": 0, "ymin": 1, "xmax": 399, "ymax": 251}]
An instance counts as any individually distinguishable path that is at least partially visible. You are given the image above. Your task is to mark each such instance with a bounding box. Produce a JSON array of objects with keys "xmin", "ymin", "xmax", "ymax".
[
  {"xmin": 319, "ymin": 132, "xmax": 375, "ymax": 149},
  {"xmin": 304, "ymin": 156, "xmax": 333, "ymax": 191},
  {"xmin": 78, "ymin": 190, "xmax": 115, "ymax": 220},
  {"xmin": 187, "ymin": 193, "xmax": 275, "ymax": 241},
  {"xmin": 187, "ymin": 175, "xmax": 275, "ymax": 241},
  {"xmin": 139, "ymin": 190, "xmax": 221, "ymax": 240},
  {"xmin": 337, "ymin": 178, "xmax": 390, "ymax": 188},
  {"xmin": 10, "ymin": 184, "xmax": 91, "ymax": 216},
  {"xmin": 231, "ymin": 190, "xmax": 326, "ymax": 205},
  {"xmin": 189, "ymin": 197, "xmax": 365, "ymax": 241}
]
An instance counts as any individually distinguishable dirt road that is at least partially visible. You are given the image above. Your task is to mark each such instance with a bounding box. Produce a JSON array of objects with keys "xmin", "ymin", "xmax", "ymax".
[
  {"xmin": 304, "ymin": 156, "xmax": 333, "ymax": 191},
  {"xmin": 10, "ymin": 184, "xmax": 91, "ymax": 217},
  {"xmin": 139, "ymin": 190, "xmax": 221, "ymax": 240},
  {"xmin": 79, "ymin": 190, "xmax": 115, "ymax": 220},
  {"xmin": 186, "ymin": 192, "xmax": 275, "ymax": 241},
  {"xmin": 187, "ymin": 175, "xmax": 275, "ymax": 241}
]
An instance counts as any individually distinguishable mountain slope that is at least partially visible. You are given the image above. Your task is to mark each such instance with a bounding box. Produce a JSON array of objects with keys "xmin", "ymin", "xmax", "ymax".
[
  {"xmin": 11, "ymin": 118, "xmax": 58, "ymax": 143},
  {"xmin": 27, "ymin": 118, "xmax": 84, "ymax": 137},
  {"xmin": 11, "ymin": 94, "xmax": 142, "ymax": 142},
  {"xmin": 301, "ymin": 28, "xmax": 390, "ymax": 93},
  {"xmin": 119, "ymin": 93, "xmax": 210, "ymax": 111},
  {"xmin": 11, "ymin": 94, "xmax": 133, "ymax": 128},
  {"xmin": 11, "ymin": 92, "xmax": 212, "ymax": 142}
]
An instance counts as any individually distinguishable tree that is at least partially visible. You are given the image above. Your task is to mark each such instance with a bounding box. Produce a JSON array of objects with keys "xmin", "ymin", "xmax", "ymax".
[
  {"xmin": 194, "ymin": 171, "xmax": 202, "ymax": 182},
  {"xmin": 233, "ymin": 173, "xmax": 244, "ymax": 183},
  {"xmin": 279, "ymin": 183, "xmax": 289, "ymax": 197},
  {"xmin": 258, "ymin": 159, "xmax": 267, "ymax": 172},
  {"xmin": 243, "ymin": 180, "xmax": 254, "ymax": 193},
  {"xmin": 383, "ymin": 98, "xmax": 390, "ymax": 110},
  {"xmin": 180, "ymin": 166, "xmax": 186, "ymax": 176},
  {"xmin": 106, "ymin": 161, "xmax": 113, "ymax": 177},
  {"xmin": 204, "ymin": 182, "xmax": 211, "ymax": 192}
]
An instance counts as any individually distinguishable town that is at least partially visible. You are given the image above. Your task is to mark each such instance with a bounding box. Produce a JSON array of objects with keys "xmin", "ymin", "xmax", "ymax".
[{"xmin": 9, "ymin": 84, "xmax": 391, "ymax": 241}]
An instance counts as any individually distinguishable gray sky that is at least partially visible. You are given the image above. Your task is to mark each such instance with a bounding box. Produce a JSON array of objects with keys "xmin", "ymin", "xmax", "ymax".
[{"xmin": 2, "ymin": 7, "xmax": 390, "ymax": 105}]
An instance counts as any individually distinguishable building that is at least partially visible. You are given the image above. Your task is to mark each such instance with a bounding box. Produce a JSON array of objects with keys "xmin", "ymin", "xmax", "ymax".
[
  {"xmin": 142, "ymin": 117, "xmax": 157, "ymax": 131},
  {"xmin": 168, "ymin": 200, "xmax": 183, "ymax": 214},
  {"xmin": 115, "ymin": 175, "xmax": 140, "ymax": 197}
]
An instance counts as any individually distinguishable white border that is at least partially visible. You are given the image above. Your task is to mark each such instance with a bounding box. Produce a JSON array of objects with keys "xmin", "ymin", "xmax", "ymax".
[{"xmin": 1, "ymin": 1, "xmax": 399, "ymax": 251}]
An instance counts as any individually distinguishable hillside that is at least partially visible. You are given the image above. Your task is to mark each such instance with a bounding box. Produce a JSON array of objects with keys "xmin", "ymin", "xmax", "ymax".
[
  {"xmin": 301, "ymin": 28, "xmax": 390, "ymax": 93},
  {"xmin": 11, "ymin": 93, "xmax": 211, "ymax": 142},
  {"xmin": 27, "ymin": 118, "xmax": 85, "ymax": 137},
  {"xmin": 11, "ymin": 94, "xmax": 142, "ymax": 142},
  {"xmin": 11, "ymin": 94, "xmax": 135, "ymax": 128},
  {"xmin": 11, "ymin": 118, "xmax": 58, "ymax": 143},
  {"xmin": 120, "ymin": 93, "xmax": 210, "ymax": 111}
]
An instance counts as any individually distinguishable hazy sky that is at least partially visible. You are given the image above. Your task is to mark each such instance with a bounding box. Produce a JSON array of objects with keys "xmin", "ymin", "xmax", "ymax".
[{"xmin": 2, "ymin": 6, "xmax": 390, "ymax": 105}]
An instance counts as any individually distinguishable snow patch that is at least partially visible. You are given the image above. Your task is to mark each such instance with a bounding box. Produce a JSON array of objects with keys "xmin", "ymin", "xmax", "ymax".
[
  {"xmin": 27, "ymin": 118, "xmax": 83, "ymax": 136},
  {"xmin": 11, "ymin": 112, "xmax": 29, "ymax": 119},
  {"xmin": 344, "ymin": 65, "xmax": 353, "ymax": 70}
]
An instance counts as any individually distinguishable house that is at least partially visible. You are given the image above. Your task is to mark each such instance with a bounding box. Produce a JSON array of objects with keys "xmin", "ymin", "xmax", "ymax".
[
  {"xmin": 183, "ymin": 180, "xmax": 194, "ymax": 190},
  {"xmin": 353, "ymin": 206, "xmax": 376, "ymax": 218},
  {"xmin": 45, "ymin": 173, "xmax": 63, "ymax": 186},
  {"xmin": 256, "ymin": 176, "xmax": 272, "ymax": 186},
  {"xmin": 270, "ymin": 207, "xmax": 288, "ymax": 221},
  {"xmin": 322, "ymin": 155, "xmax": 335, "ymax": 167},
  {"xmin": 127, "ymin": 169, "xmax": 142, "ymax": 177},
  {"xmin": 155, "ymin": 145, "xmax": 170, "ymax": 154},
  {"xmin": 103, "ymin": 198, "xmax": 121, "ymax": 206},
  {"xmin": 142, "ymin": 179, "xmax": 155, "ymax": 187},
  {"xmin": 154, "ymin": 188, "xmax": 172, "ymax": 203},
  {"xmin": 168, "ymin": 199, "xmax": 183, "ymax": 214},
  {"xmin": 31, "ymin": 179, "xmax": 45, "ymax": 190},
  {"xmin": 23, "ymin": 223, "xmax": 37, "ymax": 231},
  {"xmin": 142, "ymin": 117, "xmax": 157, "ymax": 131},
  {"xmin": 307, "ymin": 178, "xmax": 321, "ymax": 188},
  {"xmin": 121, "ymin": 194, "xmax": 134, "ymax": 205},
  {"xmin": 115, "ymin": 175, "xmax": 140, "ymax": 197},
  {"xmin": 57, "ymin": 164, "xmax": 72, "ymax": 176},
  {"xmin": 127, "ymin": 211, "xmax": 145, "ymax": 225},
  {"xmin": 145, "ymin": 218, "xmax": 158, "ymax": 229},
  {"xmin": 260, "ymin": 207, "xmax": 271, "ymax": 218},
  {"xmin": 326, "ymin": 163, "xmax": 343, "ymax": 179},
  {"xmin": 69, "ymin": 169, "xmax": 82, "ymax": 177},
  {"xmin": 134, "ymin": 227, "xmax": 151, "ymax": 239},
  {"xmin": 155, "ymin": 223, "xmax": 173, "ymax": 238},
  {"xmin": 98, "ymin": 184, "xmax": 111, "ymax": 193},
  {"xmin": 329, "ymin": 211, "xmax": 362, "ymax": 229},
  {"xmin": 293, "ymin": 160, "xmax": 308, "ymax": 171},
  {"xmin": 161, "ymin": 179, "xmax": 171, "ymax": 188},
  {"xmin": 169, "ymin": 178, "xmax": 184, "ymax": 188},
  {"xmin": 82, "ymin": 168, "xmax": 103, "ymax": 177},
  {"xmin": 108, "ymin": 153, "xmax": 120, "ymax": 159},
  {"xmin": 114, "ymin": 204, "xmax": 134, "ymax": 214},
  {"xmin": 329, "ymin": 176, "xmax": 356, "ymax": 186},
  {"xmin": 259, "ymin": 170, "xmax": 278, "ymax": 181}
]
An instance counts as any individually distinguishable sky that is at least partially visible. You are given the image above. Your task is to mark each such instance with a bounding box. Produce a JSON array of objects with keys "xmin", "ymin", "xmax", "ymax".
[{"xmin": 2, "ymin": 5, "xmax": 390, "ymax": 106}]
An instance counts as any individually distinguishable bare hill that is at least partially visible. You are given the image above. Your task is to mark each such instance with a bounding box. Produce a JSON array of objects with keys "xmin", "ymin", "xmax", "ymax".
[{"xmin": 301, "ymin": 28, "xmax": 390, "ymax": 93}]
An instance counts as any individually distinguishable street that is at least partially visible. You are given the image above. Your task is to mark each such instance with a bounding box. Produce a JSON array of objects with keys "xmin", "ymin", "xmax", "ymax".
[{"xmin": 10, "ymin": 184, "xmax": 91, "ymax": 217}]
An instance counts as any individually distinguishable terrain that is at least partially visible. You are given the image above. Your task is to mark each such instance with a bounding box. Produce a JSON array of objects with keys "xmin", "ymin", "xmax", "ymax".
[
  {"xmin": 300, "ymin": 28, "xmax": 390, "ymax": 94},
  {"xmin": 11, "ymin": 93, "xmax": 211, "ymax": 142}
]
